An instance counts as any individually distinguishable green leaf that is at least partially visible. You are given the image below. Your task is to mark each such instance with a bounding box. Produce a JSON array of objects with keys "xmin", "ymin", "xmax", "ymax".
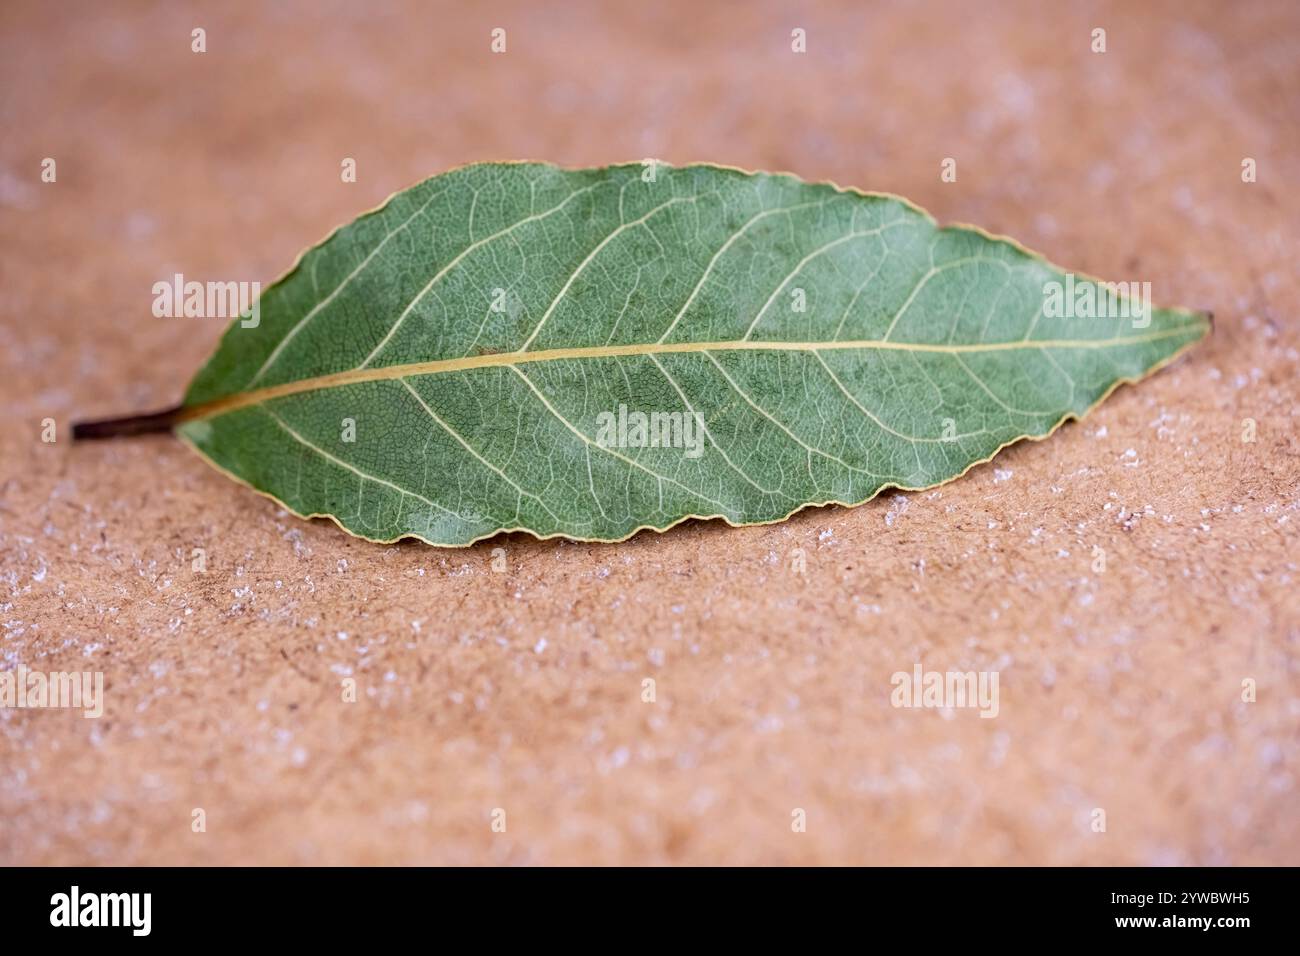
[{"xmin": 174, "ymin": 162, "xmax": 1209, "ymax": 546}]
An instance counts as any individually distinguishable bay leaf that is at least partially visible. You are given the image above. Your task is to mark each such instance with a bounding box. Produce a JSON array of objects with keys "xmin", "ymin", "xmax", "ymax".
[{"xmin": 95, "ymin": 163, "xmax": 1211, "ymax": 545}]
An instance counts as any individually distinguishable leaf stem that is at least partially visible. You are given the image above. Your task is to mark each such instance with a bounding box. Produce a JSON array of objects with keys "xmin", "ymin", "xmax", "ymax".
[{"xmin": 72, "ymin": 405, "xmax": 185, "ymax": 440}]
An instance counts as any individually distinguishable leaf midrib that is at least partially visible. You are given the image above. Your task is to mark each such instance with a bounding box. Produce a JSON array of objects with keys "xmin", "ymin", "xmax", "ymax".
[{"xmin": 178, "ymin": 322, "xmax": 1206, "ymax": 425}]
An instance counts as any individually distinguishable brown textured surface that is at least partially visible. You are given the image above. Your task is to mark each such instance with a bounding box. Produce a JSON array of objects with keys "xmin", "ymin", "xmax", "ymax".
[{"xmin": 1, "ymin": 0, "xmax": 1297, "ymax": 865}]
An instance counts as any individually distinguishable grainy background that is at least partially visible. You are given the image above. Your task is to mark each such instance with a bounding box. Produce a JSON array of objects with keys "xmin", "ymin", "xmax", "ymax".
[{"xmin": 1, "ymin": 0, "xmax": 1297, "ymax": 865}]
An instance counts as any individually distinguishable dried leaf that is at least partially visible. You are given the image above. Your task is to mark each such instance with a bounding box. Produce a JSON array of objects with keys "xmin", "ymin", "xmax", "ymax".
[{"xmin": 127, "ymin": 163, "xmax": 1207, "ymax": 545}]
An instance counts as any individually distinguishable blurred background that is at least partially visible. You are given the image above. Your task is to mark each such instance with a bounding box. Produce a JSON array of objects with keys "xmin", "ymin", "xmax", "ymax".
[{"xmin": 1, "ymin": 0, "xmax": 1297, "ymax": 865}]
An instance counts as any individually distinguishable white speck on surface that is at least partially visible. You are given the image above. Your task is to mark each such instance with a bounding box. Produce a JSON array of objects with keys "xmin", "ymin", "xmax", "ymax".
[{"xmin": 885, "ymin": 495, "xmax": 910, "ymax": 527}]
